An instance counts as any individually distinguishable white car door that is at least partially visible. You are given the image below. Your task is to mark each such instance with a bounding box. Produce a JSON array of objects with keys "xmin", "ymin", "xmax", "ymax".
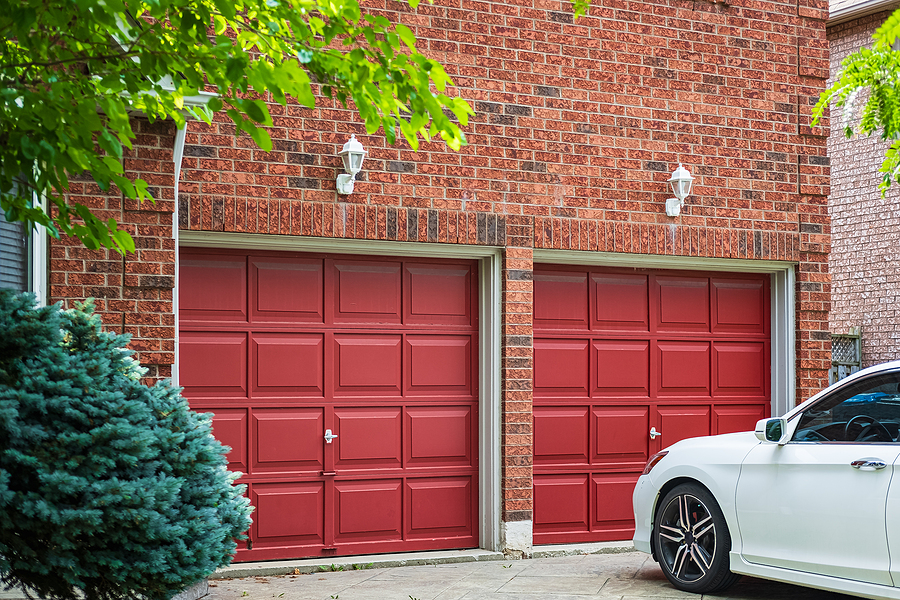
[
  {"xmin": 885, "ymin": 453, "xmax": 900, "ymax": 586},
  {"xmin": 735, "ymin": 371, "xmax": 900, "ymax": 586}
]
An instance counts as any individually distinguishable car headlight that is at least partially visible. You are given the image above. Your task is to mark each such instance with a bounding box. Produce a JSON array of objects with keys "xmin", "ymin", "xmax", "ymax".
[{"xmin": 641, "ymin": 450, "xmax": 668, "ymax": 475}]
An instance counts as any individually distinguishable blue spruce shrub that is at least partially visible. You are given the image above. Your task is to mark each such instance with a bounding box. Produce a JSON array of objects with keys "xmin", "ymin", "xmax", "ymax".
[{"xmin": 0, "ymin": 291, "xmax": 252, "ymax": 600}]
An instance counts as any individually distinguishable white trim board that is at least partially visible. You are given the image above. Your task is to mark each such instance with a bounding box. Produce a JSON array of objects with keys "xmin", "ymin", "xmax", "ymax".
[
  {"xmin": 180, "ymin": 231, "xmax": 502, "ymax": 259},
  {"xmin": 532, "ymin": 249, "xmax": 795, "ymax": 273},
  {"xmin": 532, "ymin": 248, "xmax": 798, "ymax": 418},
  {"xmin": 177, "ymin": 230, "xmax": 504, "ymax": 552}
]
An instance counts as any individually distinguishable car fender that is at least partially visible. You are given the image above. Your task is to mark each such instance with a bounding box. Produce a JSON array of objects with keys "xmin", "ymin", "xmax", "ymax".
[{"xmin": 646, "ymin": 432, "xmax": 759, "ymax": 555}]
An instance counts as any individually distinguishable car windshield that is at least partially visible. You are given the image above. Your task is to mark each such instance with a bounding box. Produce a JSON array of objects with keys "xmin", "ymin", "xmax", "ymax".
[{"xmin": 793, "ymin": 372, "xmax": 900, "ymax": 443}]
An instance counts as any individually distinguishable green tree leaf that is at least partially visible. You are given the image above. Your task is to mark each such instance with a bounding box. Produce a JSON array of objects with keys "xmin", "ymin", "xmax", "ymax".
[{"xmin": 815, "ymin": 6, "xmax": 900, "ymax": 194}]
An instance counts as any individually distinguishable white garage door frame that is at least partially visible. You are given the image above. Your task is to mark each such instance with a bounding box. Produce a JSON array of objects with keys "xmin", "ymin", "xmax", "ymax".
[
  {"xmin": 532, "ymin": 249, "xmax": 797, "ymax": 417},
  {"xmin": 175, "ymin": 230, "xmax": 504, "ymax": 552}
]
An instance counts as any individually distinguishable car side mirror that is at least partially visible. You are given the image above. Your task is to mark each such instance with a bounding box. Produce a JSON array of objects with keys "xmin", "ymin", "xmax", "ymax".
[{"xmin": 755, "ymin": 417, "xmax": 788, "ymax": 444}]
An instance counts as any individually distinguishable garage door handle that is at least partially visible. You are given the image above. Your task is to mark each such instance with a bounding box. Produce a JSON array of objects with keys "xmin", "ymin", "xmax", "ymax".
[
  {"xmin": 851, "ymin": 458, "xmax": 886, "ymax": 470},
  {"xmin": 650, "ymin": 427, "xmax": 662, "ymax": 440},
  {"xmin": 324, "ymin": 429, "xmax": 338, "ymax": 444}
]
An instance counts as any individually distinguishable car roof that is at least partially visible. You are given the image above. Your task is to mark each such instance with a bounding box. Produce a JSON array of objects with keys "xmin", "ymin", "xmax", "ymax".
[{"xmin": 786, "ymin": 360, "xmax": 900, "ymax": 417}]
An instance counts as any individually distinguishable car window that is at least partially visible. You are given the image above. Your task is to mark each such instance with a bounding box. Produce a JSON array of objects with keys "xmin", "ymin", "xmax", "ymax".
[{"xmin": 793, "ymin": 372, "xmax": 900, "ymax": 443}]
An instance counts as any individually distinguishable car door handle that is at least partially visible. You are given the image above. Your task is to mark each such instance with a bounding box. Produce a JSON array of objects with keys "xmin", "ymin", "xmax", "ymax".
[{"xmin": 851, "ymin": 458, "xmax": 887, "ymax": 470}]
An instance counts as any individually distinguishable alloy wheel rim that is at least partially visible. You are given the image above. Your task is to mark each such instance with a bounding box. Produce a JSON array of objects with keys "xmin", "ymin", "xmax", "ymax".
[{"xmin": 657, "ymin": 493, "xmax": 717, "ymax": 583}]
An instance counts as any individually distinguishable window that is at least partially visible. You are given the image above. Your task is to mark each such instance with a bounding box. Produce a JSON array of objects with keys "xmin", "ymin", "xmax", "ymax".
[
  {"xmin": 0, "ymin": 210, "xmax": 47, "ymax": 303},
  {"xmin": 793, "ymin": 372, "xmax": 900, "ymax": 443}
]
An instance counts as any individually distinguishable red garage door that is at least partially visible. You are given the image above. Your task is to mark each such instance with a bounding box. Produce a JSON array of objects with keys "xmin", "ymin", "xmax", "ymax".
[
  {"xmin": 179, "ymin": 248, "xmax": 479, "ymax": 561},
  {"xmin": 533, "ymin": 265, "xmax": 770, "ymax": 544}
]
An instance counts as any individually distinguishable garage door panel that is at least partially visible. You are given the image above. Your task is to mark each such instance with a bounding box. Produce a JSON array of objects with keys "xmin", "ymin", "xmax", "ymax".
[
  {"xmin": 534, "ymin": 407, "xmax": 589, "ymax": 465},
  {"xmin": 535, "ymin": 265, "xmax": 769, "ymax": 547},
  {"xmin": 715, "ymin": 404, "xmax": 767, "ymax": 435},
  {"xmin": 334, "ymin": 335, "xmax": 402, "ymax": 395},
  {"xmin": 335, "ymin": 408, "xmax": 402, "ymax": 470},
  {"xmin": 534, "ymin": 474, "xmax": 589, "ymax": 532},
  {"xmin": 180, "ymin": 332, "xmax": 247, "ymax": 396},
  {"xmin": 405, "ymin": 264, "xmax": 473, "ymax": 326},
  {"xmin": 406, "ymin": 477, "xmax": 473, "ymax": 538},
  {"xmin": 656, "ymin": 276, "xmax": 709, "ymax": 332},
  {"xmin": 712, "ymin": 278, "xmax": 766, "ymax": 334},
  {"xmin": 252, "ymin": 333, "xmax": 324, "ymax": 396},
  {"xmin": 592, "ymin": 273, "xmax": 649, "ymax": 331},
  {"xmin": 252, "ymin": 482, "xmax": 325, "ymax": 545},
  {"xmin": 534, "ymin": 270, "xmax": 589, "ymax": 330},
  {"xmin": 406, "ymin": 406, "xmax": 473, "ymax": 467},
  {"xmin": 594, "ymin": 340, "xmax": 649, "ymax": 396},
  {"xmin": 593, "ymin": 407, "xmax": 649, "ymax": 468},
  {"xmin": 592, "ymin": 474, "xmax": 640, "ymax": 535},
  {"xmin": 657, "ymin": 406, "xmax": 711, "ymax": 449},
  {"xmin": 252, "ymin": 408, "xmax": 324, "ymax": 473},
  {"xmin": 251, "ymin": 258, "xmax": 323, "ymax": 323},
  {"xmin": 182, "ymin": 249, "xmax": 478, "ymax": 560},
  {"xmin": 210, "ymin": 409, "xmax": 248, "ymax": 473},
  {"xmin": 534, "ymin": 339, "xmax": 589, "ymax": 396},
  {"xmin": 180, "ymin": 256, "xmax": 247, "ymax": 322},
  {"xmin": 335, "ymin": 480, "xmax": 403, "ymax": 543},
  {"xmin": 334, "ymin": 261, "xmax": 401, "ymax": 324},
  {"xmin": 657, "ymin": 341, "xmax": 710, "ymax": 396},
  {"xmin": 714, "ymin": 342, "xmax": 766, "ymax": 396},
  {"xmin": 406, "ymin": 335, "xmax": 472, "ymax": 395}
]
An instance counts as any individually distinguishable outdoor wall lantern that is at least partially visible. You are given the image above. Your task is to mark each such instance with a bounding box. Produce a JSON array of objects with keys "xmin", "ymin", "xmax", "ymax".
[
  {"xmin": 336, "ymin": 134, "xmax": 367, "ymax": 195},
  {"xmin": 665, "ymin": 164, "xmax": 694, "ymax": 217}
]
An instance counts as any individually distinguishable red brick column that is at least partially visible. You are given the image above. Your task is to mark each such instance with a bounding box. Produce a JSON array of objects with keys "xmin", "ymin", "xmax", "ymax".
[{"xmin": 499, "ymin": 215, "xmax": 534, "ymax": 556}]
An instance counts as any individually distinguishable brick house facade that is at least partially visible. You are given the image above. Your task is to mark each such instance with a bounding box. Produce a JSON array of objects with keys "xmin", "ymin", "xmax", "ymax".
[
  {"xmin": 47, "ymin": 0, "xmax": 831, "ymax": 559},
  {"xmin": 827, "ymin": 1, "xmax": 900, "ymax": 367}
]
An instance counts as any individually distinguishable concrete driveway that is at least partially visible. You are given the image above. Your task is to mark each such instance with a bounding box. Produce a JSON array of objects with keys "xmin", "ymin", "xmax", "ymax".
[{"xmin": 207, "ymin": 551, "xmax": 856, "ymax": 600}]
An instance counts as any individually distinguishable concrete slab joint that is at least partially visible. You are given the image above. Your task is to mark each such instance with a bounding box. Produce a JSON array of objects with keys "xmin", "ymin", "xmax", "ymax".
[{"xmin": 500, "ymin": 519, "xmax": 533, "ymax": 558}]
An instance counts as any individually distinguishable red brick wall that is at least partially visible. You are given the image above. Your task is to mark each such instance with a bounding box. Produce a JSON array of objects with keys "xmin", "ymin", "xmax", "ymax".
[
  {"xmin": 827, "ymin": 8, "xmax": 900, "ymax": 366},
  {"xmin": 53, "ymin": 0, "xmax": 832, "ymax": 530},
  {"xmin": 50, "ymin": 119, "xmax": 178, "ymax": 385}
]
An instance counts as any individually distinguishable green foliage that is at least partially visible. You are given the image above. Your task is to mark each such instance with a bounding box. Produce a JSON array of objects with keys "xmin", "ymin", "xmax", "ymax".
[
  {"xmin": 814, "ymin": 7, "xmax": 900, "ymax": 194},
  {"xmin": 0, "ymin": 0, "xmax": 476, "ymax": 253},
  {"xmin": 571, "ymin": 0, "xmax": 591, "ymax": 17},
  {"xmin": 1, "ymin": 0, "xmax": 590, "ymax": 254},
  {"xmin": 0, "ymin": 291, "xmax": 253, "ymax": 600}
]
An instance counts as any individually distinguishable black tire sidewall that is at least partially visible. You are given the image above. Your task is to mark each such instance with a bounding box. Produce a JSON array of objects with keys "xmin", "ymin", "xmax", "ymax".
[{"xmin": 652, "ymin": 482, "xmax": 734, "ymax": 594}]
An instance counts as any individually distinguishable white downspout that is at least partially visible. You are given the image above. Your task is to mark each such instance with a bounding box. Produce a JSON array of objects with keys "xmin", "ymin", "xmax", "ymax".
[{"xmin": 171, "ymin": 125, "xmax": 187, "ymax": 386}]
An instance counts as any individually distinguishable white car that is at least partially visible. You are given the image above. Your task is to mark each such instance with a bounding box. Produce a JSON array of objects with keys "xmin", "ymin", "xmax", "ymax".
[{"xmin": 633, "ymin": 360, "xmax": 900, "ymax": 600}]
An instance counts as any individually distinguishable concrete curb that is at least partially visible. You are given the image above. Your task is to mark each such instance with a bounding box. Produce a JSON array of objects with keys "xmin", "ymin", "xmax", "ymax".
[
  {"xmin": 211, "ymin": 549, "xmax": 506, "ymax": 579},
  {"xmin": 531, "ymin": 541, "xmax": 637, "ymax": 558}
]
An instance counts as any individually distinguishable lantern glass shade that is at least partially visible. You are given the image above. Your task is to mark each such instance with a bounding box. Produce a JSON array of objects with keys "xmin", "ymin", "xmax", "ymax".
[
  {"xmin": 668, "ymin": 164, "xmax": 694, "ymax": 201},
  {"xmin": 339, "ymin": 134, "xmax": 366, "ymax": 176}
]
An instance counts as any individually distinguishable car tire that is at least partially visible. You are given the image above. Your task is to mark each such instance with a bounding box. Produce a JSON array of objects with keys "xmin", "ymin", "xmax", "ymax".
[{"xmin": 652, "ymin": 482, "xmax": 740, "ymax": 594}]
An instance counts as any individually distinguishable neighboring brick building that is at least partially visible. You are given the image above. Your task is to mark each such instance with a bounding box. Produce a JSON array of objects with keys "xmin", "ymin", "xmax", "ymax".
[
  {"xmin": 827, "ymin": 0, "xmax": 900, "ymax": 367},
  {"xmin": 45, "ymin": 0, "xmax": 830, "ymax": 561}
]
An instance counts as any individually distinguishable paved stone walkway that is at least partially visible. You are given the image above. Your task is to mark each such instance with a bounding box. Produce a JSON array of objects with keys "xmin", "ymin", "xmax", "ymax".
[{"xmin": 207, "ymin": 551, "xmax": 856, "ymax": 600}]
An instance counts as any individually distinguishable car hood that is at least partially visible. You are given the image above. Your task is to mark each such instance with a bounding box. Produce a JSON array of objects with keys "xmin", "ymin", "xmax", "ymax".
[{"xmin": 663, "ymin": 430, "xmax": 760, "ymax": 454}]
